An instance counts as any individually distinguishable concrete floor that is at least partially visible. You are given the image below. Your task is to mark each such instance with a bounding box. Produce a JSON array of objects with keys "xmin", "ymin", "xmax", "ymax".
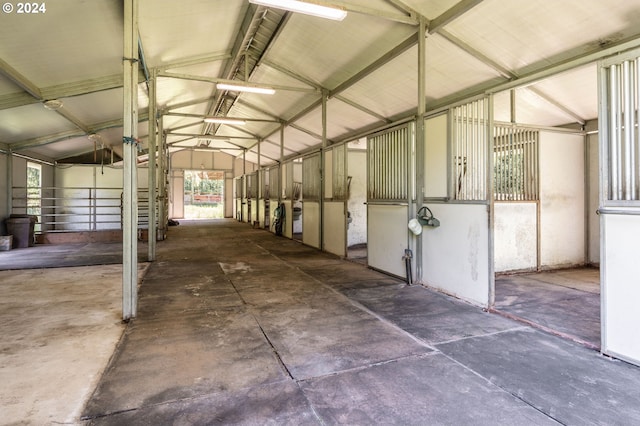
[
  {"xmin": 495, "ymin": 268, "xmax": 601, "ymax": 349},
  {"xmin": 2, "ymin": 220, "xmax": 640, "ymax": 425}
]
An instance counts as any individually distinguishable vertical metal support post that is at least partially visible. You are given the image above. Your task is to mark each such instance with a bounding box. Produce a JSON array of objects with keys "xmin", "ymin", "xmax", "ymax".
[
  {"xmin": 414, "ymin": 16, "xmax": 426, "ymax": 284},
  {"xmin": 510, "ymin": 89, "xmax": 516, "ymax": 123},
  {"xmin": 157, "ymin": 116, "xmax": 166, "ymax": 240},
  {"xmin": 148, "ymin": 69, "xmax": 157, "ymax": 260},
  {"xmin": 7, "ymin": 148, "xmax": 13, "ymax": 216},
  {"xmin": 122, "ymin": 0, "xmax": 139, "ymax": 321},
  {"xmin": 321, "ymin": 90, "xmax": 328, "ymax": 250},
  {"xmin": 280, "ymin": 125, "xmax": 284, "ymax": 201},
  {"xmin": 487, "ymin": 94, "xmax": 496, "ymax": 307}
]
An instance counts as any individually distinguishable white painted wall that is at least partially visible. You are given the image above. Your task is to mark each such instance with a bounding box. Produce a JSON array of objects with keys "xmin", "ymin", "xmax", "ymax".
[
  {"xmin": 539, "ymin": 131, "xmax": 585, "ymax": 268},
  {"xmin": 368, "ymin": 204, "xmax": 409, "ymax": 278},
  {"xmin": 494, "ymin": 202, "xmax": 537, "ymax": 272},
  {"xmin": 422, "ymin": 203, "xmax": 490, "ymax": 307},
  {"xmin": 602, "ymin": 213, "xmax": 640, "ymax": 366},
  {"xmin": 303, "ymin": 201, "xmax": 320, "ymax": 248},
  {"xmin": 347, "ymin": 148, "xmax": 366, "ymax": 247},
  {"xmin": 324, "ymin": 201, "xmax": 346, "ymax": 256}
]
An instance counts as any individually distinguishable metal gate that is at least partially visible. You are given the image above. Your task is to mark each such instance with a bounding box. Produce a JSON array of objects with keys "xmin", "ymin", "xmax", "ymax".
[
  {"xmin": 367, "ymin": 123, "xmax": 412, "ymax": 278},
  {"xmin": 324, "ymin": 143, "xmax": 348, "ymax": 257},
  {"xmin": 302, "ymin": 152, "xmax": 321, "ymax": 248},
  {"xmin": 598, "ymin": 50, "xmax": 640, "ymax": 366}
]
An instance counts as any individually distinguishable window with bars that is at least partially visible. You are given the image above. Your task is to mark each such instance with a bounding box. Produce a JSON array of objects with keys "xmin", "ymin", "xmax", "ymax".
[
  {"xmin": 302, "ymin": 154, "xmax": 321, "ymax": 201},
  {"xmin": 367, "ymin": 126, "xmax": 409, "ymax": 201},
  {"xmin": 332, "ymin": 144, "xmax": 347, "ymax": 200},
  {"xmin": 602, "ymin": 56, "xmax": 640, "ymax": 202},
  {"xmin": 451, "ymin": 99, "xmax": 489, "ymax": 201},
  {"xmin": 493, "ymin": 126, "xmax": 539, "ymax": 201},
  {"xmin": 269, "ymin": 166, "xmax": 279, "ymax": 199}
]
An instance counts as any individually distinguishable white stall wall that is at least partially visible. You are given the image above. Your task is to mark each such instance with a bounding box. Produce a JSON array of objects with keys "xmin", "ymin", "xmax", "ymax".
[
  {"xmin": 324, "ymin": 201, "xmax": 346, "ymax": 256},
  {"xmin": 171, "ymin": 169, "xmax": 184, "ymax": 219},
  {"xmin": 368, "ymin": 204, "xmax": 408, "ymax": 278},
  {"xmin": 494, "ymin": 202, "xmax": 537, "ymax": 272},
  {"xmin": 587, "ymin": 132, "xmax": 600, "ymax": 265},
  {"xmin": 422, "ymin": 203, "xmax": 490, "ymax": 306},
  {"xmin": 303, "ymin": 201, "xmax": 320, "ymax": 248},
  {"xmin": 347, "ymin": 149, "xmax": 366, "ymax": 247},
  {"xmin": 602, "ymin": 214, "xmax": 640, "ymax": 366},
  {"xmin": 539, "ymin": 131, "xmax": 585, "ymax": 268}
]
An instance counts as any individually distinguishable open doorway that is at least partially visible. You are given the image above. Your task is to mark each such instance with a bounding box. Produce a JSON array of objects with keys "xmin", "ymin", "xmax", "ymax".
[
  {"xmin": 347, "ymin": 139, "xmax": 367, "ymax": 264},
  {"xmin": 183, "ymin": 170, "xmax": 224, "ymax": 220},
  {"xmin": 26, "ymin": 162, "xmax": 42, "ymax": 233},
  {"xmin": 491, "ymin": 86, "xmax": 600, "ymax": 349}
]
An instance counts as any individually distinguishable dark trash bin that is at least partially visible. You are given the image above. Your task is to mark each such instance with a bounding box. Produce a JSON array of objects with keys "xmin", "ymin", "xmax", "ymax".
[
  {"xmin": 5, "ymin": 217, "xmax": 31, "ymax": 248},
  {"xmin": 9, "ymin": 214, "xmax": 37, "ymax": 247}
]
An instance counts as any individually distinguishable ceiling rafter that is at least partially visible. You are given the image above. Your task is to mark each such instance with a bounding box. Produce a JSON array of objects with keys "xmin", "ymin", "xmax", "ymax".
[
  {"xmin": 308, "ymin": 1, "xmax": 418, "ymax": 24},
  {"xmin": 158, "ymin": 51, "xmax": 232, "ymax": 72},
  {"xmin": 333, "ymin": 94, "xmax": 392, "ymax": 123},
  {"xmin": 437, "ymin": 29, "xmax": 586, "ymax": 124},
  {"xmin": 0, "ymin": 57, "xmax": 41, "ymax": 99},
  {"xmin": 261, "ymin": 59, "xmax": 322, "ymax": 90},
  {"xmin": 11, "ymin": 112, "xmax": 150, "ymax": 152},
  {"xmin": 428, "ymin": 0, "xmax": 484, "ymax": 34}
]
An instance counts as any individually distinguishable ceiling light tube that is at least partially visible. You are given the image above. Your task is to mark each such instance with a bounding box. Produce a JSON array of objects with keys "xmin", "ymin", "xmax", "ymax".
[
  {"xmin": 249, "ymin": 0, "xmax": 347, "ymax": 21},
  {"xmin": 203, "ymin": 117, "xmax": 247, "ymax": 125},
  {"xmin": 216, "ymin": 82, "xmax": 276, "ymax": 95}
]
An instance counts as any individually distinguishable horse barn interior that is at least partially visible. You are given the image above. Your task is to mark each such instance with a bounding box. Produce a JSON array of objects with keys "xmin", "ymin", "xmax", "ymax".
[{"xmin": 2, "ymin": 0, "xmax": 640, "ymax": 424}]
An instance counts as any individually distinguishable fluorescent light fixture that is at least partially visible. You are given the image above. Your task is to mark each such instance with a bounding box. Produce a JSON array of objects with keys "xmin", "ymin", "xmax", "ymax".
[
  {"xmin": 216, "ymin": 82, "xmax": 276, "ymax": 95},
  {"xmin": 203, "ymin": 117, "xmax": 247, "ymax": 125},
  {"xmin": 249, "ymin": 0, "xmax": 347, "ymax": 21}
]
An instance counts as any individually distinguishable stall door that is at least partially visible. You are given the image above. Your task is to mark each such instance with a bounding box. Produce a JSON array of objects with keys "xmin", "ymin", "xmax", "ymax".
[
  {"xmin": 302, "ymin": 153, "xmax": 321, "ymax": 248},
  {"xmin": 324, "ymin": 144, "xmax": 347, "ymax": 257},
  {"xmin": 599, "ymin": 51, "xmax": 640, "ymax": 366},
  {"xmin": 367, "ymin": 125, "xmax": 411, "ymax": 278}
]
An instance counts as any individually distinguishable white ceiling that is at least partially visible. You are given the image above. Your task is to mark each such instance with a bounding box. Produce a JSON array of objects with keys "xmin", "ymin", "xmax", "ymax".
[{"xmin": 2, "ymin": 0, "xmax": 640, "ymax": 166}]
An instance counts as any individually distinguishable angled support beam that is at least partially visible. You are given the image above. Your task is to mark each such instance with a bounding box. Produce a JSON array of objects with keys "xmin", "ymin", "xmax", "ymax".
[
  {"xmin": 313, "ymin": 0, "xmax": 418, "ymax": 24},
  {"xmin": 158, "ymin": 51, "xmax": 232, "ymax": 71},
  {"xmin": 56, "ymin": 108, "xmax": 91, "ymax": 134},
  {"xmin": 428, "ymin": 0, "xmax": 484, "ymax": 34},
  {"xmin": 331, "ymin": 31, "xmax": 418, "ymax": 95},
  {"xmin": 261, "ymin": 60, "xmax": 322, "ymax": 90},
  {"xmin": 0, "ymin": 73, "xmax": 145, "ymax": 111},
  {"xmin": 10, "ymin": 113, "xmax": 150, "ymax": 152},
  {"xmin": 0, "ymin": 57, "xmax": 42, "ymax": 99},
  {"xmin": 334, "ymin": 94, "xmax": 392, "ymax": 123},
  {"xmin": 438, "ymin": 29, "xmax": 586, "ymax": 124}
]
